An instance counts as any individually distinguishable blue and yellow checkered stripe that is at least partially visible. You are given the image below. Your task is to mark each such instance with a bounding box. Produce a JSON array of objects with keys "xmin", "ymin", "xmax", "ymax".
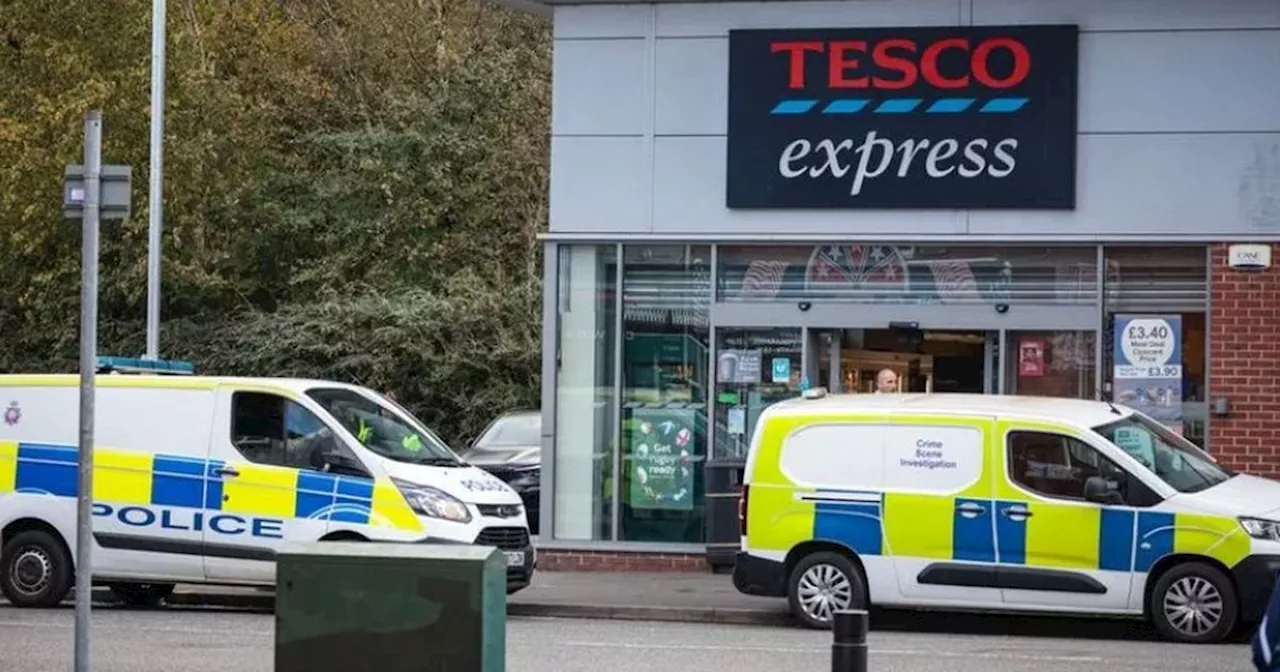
[
  {"xmin": 800, "ymin": 492, "xmax": 1249, "ymax": 572},
  {"xmin": 0, "ymin": 440, "xmax": 421, "ymax": 532},
  {"xmin": 989, "ymin": 501, "xmax": 1250, "ymax": 573}
]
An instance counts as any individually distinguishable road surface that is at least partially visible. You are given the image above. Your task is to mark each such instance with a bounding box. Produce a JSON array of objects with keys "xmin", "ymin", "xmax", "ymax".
[{"xmin": 0, "ymin": 605, "xmax": 1255, "ymax": 672}]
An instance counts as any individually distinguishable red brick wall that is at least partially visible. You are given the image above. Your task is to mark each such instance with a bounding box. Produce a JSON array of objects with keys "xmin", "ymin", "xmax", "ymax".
[
  {"xmin": 1209, "ymin": 243, "xmax": 1280, "ymax": 478},
  {"xmin": 537, "ymin": 549, "xmax": 710, "ymax": 572}
]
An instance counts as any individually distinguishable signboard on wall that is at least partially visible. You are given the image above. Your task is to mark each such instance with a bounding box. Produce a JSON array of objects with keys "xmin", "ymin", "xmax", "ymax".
[
  {"xmin": 1112, "ymin": 314, "xmax": 1183, "ymax": 432},
  {"xmin": 725, "ymin": 24, "xmax": 1079, "ymax": 209}
]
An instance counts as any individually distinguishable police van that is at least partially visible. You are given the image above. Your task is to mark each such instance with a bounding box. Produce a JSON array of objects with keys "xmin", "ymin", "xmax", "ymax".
[
  {"xmin": 0, "ymin": 358, "xmax": 535, "ymax": 608},
  {"xmin": 733, "ymin": 390, "xmax": 1280, "ymax": 644}
]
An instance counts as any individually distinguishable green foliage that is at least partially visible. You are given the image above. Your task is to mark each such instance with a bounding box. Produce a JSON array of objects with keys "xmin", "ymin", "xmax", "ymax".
[{"xmin": 0, "ymin": 0, "xmax": 551, "ymax": 444}]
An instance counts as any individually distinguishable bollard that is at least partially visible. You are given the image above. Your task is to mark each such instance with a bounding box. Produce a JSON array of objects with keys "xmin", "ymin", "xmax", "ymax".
[{"xmin": 831, "ymin": 609, "xmax": 868, "ymax": 672}]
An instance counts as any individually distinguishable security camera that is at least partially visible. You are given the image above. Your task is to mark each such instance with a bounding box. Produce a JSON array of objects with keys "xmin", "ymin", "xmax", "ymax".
[
  {"xmin": 994, "ymin": 303, "xmax": 1010, "ymax": 314},
  {"xmin": 798, "ymin": 302, "xmax": 812, "ymax": 312}
]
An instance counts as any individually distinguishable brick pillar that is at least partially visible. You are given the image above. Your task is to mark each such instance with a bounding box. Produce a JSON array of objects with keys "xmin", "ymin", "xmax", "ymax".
[{"xmin": 1208, "ymin": 243, "xmax": 1280, "ymax": 478}]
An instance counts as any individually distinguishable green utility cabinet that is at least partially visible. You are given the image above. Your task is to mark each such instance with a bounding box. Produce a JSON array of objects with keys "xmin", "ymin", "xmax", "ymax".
[{"xmin": 275, "ymin": 542, "xmax": 507, "ymax": 672}]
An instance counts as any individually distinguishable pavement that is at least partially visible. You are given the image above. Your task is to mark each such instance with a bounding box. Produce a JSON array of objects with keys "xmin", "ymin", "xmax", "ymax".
[
  {"xmin": 0, "ymin": 607, "xmax": 1255, "ymax": 672},
  {"xmin": 80, "ymin": 570, "xmax": 1247, "ymax": 642}
]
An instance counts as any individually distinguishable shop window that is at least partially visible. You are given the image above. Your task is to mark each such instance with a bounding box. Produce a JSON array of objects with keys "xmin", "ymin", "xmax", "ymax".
[
  {"xmin": 1101, "ymin": 246, "xmax": 1208, "ymax": 448},
  {"xmin": 1005, "ymin": 330, "xmax": 1096, "ymax": 400},
  {"xmin": 716, "ymin": 244, "xmax": 1097, "ymax": 306},
  {"xmin": 619, "ymin": 245, "xmax": 710, "ymax": 544},
  {"xmin": 552, "ymin": 244, "xmax": 617, "ymax": 541}
]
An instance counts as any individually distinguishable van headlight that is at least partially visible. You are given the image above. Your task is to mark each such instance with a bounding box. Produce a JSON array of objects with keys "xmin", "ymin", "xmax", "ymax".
[
  {"xmin": 1239, "ymin": 517, "xmax": 1280, "ymax": 541},
  {"xmin": 391, "ymin": 478, "xmax": 472, "ymax": 524}
]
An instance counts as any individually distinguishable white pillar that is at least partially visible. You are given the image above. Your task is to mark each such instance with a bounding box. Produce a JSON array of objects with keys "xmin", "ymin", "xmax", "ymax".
[{"xmin": 553, "ymin": 247, "xmax": 609, "ymax": 539}]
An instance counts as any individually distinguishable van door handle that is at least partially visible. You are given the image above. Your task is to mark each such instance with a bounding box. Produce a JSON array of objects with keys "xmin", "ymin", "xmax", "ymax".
[
  {"xmin": 212, "ymin": 466, "xmax": 240, "ymax": 478},
  {"xmin": 1002, "ymin": 506, "xmax": 1032, "ymax": 519},
  {"xmin": 955, "ymin": 502, "xmax": 985, "ymax": 518}
]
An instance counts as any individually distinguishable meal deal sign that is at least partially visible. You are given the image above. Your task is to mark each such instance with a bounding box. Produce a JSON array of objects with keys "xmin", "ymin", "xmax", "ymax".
[
  {"xmin": 725, "ymin": 24, "xmax": 1079, "ymax": 209},
  {"xmin": 1112, "ymin": 314, "xmax": 1183, "ymax": 429}
]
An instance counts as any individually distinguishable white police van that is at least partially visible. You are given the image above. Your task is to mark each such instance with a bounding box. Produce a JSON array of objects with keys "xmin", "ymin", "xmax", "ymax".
[{"xmin": 0, "ymin": 357, "xmax": 534, "ymax": 607}]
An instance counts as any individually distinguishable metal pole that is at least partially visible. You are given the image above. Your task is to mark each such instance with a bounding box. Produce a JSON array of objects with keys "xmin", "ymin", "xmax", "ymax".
[
  {"xmin": 74, "ymin": 109, "xmax": 103, "ymax": 672},
  {"xmin": 145, "ymin": 0, "xmax": 166, "ymax": 360},
  {"xmin": 831, "ymin": 609, "xmax": 868, "ymax": 672}
]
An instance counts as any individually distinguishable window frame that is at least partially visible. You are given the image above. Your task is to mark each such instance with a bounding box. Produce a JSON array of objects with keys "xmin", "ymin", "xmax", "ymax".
[
  {"xmin": 229, "ymin": 390, "xmax": 367, "ymax": 476},
  {"xmin": 1002, "ymin": 427, "xmax": 1162, "ymax": 508}
]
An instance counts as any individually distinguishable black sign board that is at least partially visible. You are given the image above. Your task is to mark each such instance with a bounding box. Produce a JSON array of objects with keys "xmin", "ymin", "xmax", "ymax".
[{"xmin": 726, "ymin": 24, "xmax": 1079, "ymax": 210}]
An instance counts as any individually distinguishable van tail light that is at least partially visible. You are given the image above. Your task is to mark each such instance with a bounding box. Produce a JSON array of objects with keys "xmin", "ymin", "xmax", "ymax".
[{"xmin": 738, "ymin": 484, "xmax": 749, "ymax": 536}]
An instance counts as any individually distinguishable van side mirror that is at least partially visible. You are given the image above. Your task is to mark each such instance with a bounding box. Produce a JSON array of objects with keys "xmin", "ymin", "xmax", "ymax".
[{"xmin": 1084, "ymin": 475, "xmax": 1124, "ymax": 506}]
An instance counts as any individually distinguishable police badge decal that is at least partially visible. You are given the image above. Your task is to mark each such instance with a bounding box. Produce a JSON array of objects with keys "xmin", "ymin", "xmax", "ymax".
[{"xmin": 3, "ymin": 401, "xmax": 20, "ymax": 426}]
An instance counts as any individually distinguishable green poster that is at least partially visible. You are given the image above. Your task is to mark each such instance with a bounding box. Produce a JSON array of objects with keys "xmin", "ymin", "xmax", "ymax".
[{"xmin": 626, "ymin": 408, "xmax": 696, "ymax": 511}]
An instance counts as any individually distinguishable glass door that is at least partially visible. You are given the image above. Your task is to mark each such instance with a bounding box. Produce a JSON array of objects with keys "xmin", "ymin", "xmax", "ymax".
[
  {"xmin": 704, "ymin": 326, "xmax": 802, "ymax": 565},
  {"xmin": 711, "ymin": 327, "xmax": 803, "ymax": 461}
]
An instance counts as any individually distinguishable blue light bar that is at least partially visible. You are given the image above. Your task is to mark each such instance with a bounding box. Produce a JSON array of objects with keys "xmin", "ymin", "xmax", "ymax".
[{"xmin": 95, "ymin": 356, "xmax": 196, "ymax": 375}]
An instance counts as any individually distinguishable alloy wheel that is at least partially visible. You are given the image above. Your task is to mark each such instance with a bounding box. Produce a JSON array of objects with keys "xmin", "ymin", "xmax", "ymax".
[
  {"xmin": 796, "ymin": 563, "xmax": 853, "ymax": 623},
  {"xmin": 1162, "ymin": 575, "xmax": 1224, "ymax": 638}
]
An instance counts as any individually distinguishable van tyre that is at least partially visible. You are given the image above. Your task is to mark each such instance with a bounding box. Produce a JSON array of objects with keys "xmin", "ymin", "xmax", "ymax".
[
  {"xmin": 787, "ymin": 551, "xmax": 866, "ymax": 629},
  {"xmin": 1, "ymin": 529, "xmax": 73, "ymax": 608},
  {"xmin": 109, "ymin": 582, "xmax": 175, "ymax": 608},
  {"xmin": 1149, "ymin": 561, "xmax": 1237, "ymax": 643}
]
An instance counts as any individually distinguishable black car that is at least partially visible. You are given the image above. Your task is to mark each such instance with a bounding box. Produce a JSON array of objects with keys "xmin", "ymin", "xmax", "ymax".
[{"xmin": 463, "ymin": 410, "xmax": 541, "ymax": 535}]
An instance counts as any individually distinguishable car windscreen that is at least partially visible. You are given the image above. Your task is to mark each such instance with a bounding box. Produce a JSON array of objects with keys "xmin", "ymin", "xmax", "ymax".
[
  {"xmin": 1091, "ymin": 413, "xmax": 1232, "ymax": 493},
  {"xmin": 475, "ymin": 413, "xmax": 541, "ymax": 449},
  {"xmin": 306, "ymin": 387, "xmax": 461, "ymax": 466}
]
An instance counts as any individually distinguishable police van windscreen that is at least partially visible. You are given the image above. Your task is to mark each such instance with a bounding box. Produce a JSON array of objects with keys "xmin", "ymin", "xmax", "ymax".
[
  {"xmin": 306, "ymin": 387, "xmax": 462, "ymax": 466},
  {"xmin": 1091, "ymin": 413, "xmax": 1232, "ymax": 494}
]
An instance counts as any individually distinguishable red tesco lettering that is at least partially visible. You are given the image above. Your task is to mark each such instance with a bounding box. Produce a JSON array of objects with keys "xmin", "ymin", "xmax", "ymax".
[{"xmin": 770, "ymin": 37, "xmax": 1031, "ymax": 90}]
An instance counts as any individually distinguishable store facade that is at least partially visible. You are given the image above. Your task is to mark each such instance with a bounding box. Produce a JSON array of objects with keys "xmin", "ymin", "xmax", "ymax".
[{"xmin": 524, "ymin": 0, "xmax": 1280, "ymax": 569}]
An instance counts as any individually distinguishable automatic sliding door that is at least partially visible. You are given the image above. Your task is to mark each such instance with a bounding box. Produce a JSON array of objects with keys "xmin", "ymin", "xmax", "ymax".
[
  {"xmin": 712, "ymin": 327, "xmax": 803, "ymax": 461},
  {"xmin": 704, "ymin": 326, "xmax": 802, "ymax": 565}
]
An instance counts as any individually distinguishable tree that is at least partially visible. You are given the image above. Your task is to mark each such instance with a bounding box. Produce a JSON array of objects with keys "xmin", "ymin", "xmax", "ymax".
[{"xmin": 0, "ymin": 0, "xmax": 552, "ymax": 444}]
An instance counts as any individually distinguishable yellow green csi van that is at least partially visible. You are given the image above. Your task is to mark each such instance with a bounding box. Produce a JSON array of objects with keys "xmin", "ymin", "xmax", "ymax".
[{"xmin": 732, "ymin": 390, "xmax": 1280, "ymax": 644}]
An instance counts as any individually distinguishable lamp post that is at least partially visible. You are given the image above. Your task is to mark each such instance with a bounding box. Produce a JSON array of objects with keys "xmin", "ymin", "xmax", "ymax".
[{"xmin": 145, "ymin": 0, "xmax": 166, "ymax": 360}]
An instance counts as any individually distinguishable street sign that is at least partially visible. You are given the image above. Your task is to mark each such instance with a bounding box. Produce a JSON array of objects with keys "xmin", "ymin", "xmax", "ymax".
[{"xmin": 64, "ymin": 164, "xmax": 131, "ymax": 220}]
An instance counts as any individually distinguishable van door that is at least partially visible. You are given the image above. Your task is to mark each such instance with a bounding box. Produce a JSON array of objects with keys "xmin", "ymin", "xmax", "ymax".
[
  {"xmin": 994, "ymin": 421, "xmax": 1135, "ymax": 611},
  {"xmin": 202, "ymin": 387, "xmax": 337, "ymax": 584},
  {"xmin": 885, "ymin": 416, "xmax": 1003, "ymax": 607}
]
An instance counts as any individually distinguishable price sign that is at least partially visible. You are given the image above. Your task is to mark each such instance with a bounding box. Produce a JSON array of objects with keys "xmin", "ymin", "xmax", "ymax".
[
  {"xmin": 1115, "ymin": 317, "xmax": 1179, "ymax": 380},
  {"xmin": 1112, "ymin": 314, "xmax": 1184, "ymax": 428}
]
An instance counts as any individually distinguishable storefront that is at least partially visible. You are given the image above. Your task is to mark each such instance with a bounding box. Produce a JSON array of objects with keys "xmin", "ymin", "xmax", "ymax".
[{"xmin": 520, "ymin": 0, "xmax": 1280, "ymax": 569}]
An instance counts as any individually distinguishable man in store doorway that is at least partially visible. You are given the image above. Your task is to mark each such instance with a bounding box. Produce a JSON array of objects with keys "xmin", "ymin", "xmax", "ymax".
[{"xmin": 875, "ymin": 368, "xmax": 898, "ymax": 394}]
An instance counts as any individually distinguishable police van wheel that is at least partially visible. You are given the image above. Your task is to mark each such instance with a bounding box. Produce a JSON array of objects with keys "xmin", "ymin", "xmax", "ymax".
[
  {"xmin": 1, "ymin": 529, "xmax": 73, "ymax": 608},
  {"xmin": 787, "ymin": 551, "xmax": 866, "ymax": 630},
  {"xmin": 109, "ymin": 582, "xmax": 175, "ymax": 608},
  {"xmin": 1148, "ymin": 562, "xmax": 1238, "ymax": 644}
]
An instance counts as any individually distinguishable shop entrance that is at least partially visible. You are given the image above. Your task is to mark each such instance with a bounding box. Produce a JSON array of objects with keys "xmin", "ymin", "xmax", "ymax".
[
  {"xmin": 702, "ymin": 304, "xmax": 1100, "ymax": 567},
  {"xmin": 809, "ymin": 327, "xmax": 998, "ymax": 395},
  {"xmin": 709, "ymin": 325, "xmax": 1000, "ymax": 463},
  {"xmin": 703, "ymin": 322, "xmax": 1006, "ymax": 566}
]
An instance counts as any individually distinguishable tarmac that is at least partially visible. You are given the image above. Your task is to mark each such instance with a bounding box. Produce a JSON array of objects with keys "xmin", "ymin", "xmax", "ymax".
[
  {"xmin": 83, "ymin": 570, "xmax": 792, "ymax": 626},
  {"xmin": 78, "ymin": 570, "xmax": 1187, "ymax": 641}
]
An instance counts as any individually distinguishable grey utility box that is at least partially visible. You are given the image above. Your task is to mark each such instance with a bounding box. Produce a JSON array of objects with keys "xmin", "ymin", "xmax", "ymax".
[{"xmin": 275, "ymin": 541, "xmax": 507, "ymax": 672}]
